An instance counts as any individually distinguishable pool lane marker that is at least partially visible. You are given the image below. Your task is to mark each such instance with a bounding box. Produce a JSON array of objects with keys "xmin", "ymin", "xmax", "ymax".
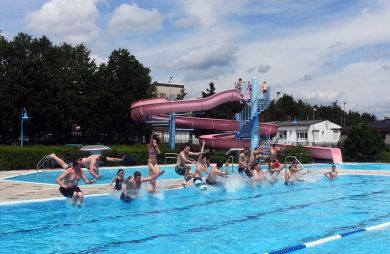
[{"xmin": 264, "ymin": 221, "xmax": 390, "ymax": 254}]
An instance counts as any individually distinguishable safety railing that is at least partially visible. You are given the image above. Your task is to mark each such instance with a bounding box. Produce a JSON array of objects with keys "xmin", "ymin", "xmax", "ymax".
[
  {"xmin": 226, "ymin": 155, "xmax": 235, "ymax": 173},
  {"xmin": 164, "ymin": 153, "xmax": 178, "ymax": 164},
  {"xmin": 284, "ymin": 155, "xmax": 307, "ymax": 173},
  {"xmin": 36, "ymin": 155, "xmax": 51, "ymax": 172}
]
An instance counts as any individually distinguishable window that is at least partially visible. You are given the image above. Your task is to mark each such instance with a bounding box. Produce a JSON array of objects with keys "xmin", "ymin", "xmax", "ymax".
[
  {"xmin": 278, "ymin": 130, "xmax": 287, "ymax": 139},
  {"xmin": 297, "ymin": 131, "xmax": 307, "ymax": 139}
]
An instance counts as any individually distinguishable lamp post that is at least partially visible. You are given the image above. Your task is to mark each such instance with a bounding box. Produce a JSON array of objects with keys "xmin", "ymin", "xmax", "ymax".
[
  {"xmin": 313, "ymin": 107, "xmax": 317, "ymax": 120},
  {"xmin": 343, "ymin": 102, "xmax": 346, "ymax": 127},
  {"xmin": 20, "ymin": 108, "xmax": 30, "ymax": 147},
  {"xmin": 168, "ymin": 76, "xmax": 173, "ymax": 101}
]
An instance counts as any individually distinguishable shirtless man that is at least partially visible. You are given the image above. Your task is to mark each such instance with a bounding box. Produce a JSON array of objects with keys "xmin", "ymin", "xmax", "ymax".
[
  {"xmin": 237, "ymin": 148, "xmax": 250, "ymax": 176},
  {"xmin": 324, "ymin": 165, "xmax": 338, "ymax": 180},
  {"xmin": 193, "ymin": 141, "xmax": 209, "ymax": 191},
  {"xmin": 284, "ymin": 165, "xmax": 298, "ymax": 185},
  {"xmin": 206, "ymin": 161, "xmax": 229, "ymax": 186},
  {"xmin": 56, "ymin": 160, "xmax": 95, "ymax": 205},
  {"xmin": 148, "ymin": 130, "xmax": 161, "ymax": 192},
  {"xmin": 120, "ymin": 170, "xmax": 165, "ymax": 202},
  {"xmin": 245, "ymin": 147, "xmax": 264, "ymax": 178},
  {"xmin": 175, "ymin": 144, "xmax": 205, "ymax": 185},
  {"xmin": 48, "ymin": 153, "xmax": 124, "ymax": 179}
]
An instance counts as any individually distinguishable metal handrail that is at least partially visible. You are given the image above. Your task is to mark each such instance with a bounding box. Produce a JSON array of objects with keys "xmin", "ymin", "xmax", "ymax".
[
  {"xmin": 226, "ymin": 155, "xmax": 235, "ymax": 173},
  {"xmin": 36, "ymin": 155, "xmax": 51, "ymax": 172},
  {"xmin": 284, "ymin": 156, "xmax": 306, "ymax": 172},
  {"xmin": 164, "ymin": 153, "xmax": 178, "ymax": 164}
]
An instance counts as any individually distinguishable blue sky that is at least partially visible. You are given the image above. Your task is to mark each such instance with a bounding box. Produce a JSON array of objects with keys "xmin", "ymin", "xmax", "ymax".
[{"xmin": 1, "ymin": 0, "xmax": 389, "ymax": 119}]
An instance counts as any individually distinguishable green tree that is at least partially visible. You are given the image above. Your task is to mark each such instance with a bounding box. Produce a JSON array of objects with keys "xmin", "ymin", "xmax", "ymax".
[
  {"xmin": 343, "ymin": 123, "xmax": 385, "ymax": 162},
  {"xmin": 94, "ymin": 48, "xmax": 153, "ymax": 142}
]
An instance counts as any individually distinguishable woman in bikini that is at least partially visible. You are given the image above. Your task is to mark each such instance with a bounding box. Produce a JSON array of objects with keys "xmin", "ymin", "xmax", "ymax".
[{"xmin": 148, "ymin": 130, "xmax": 161, "ymax": 193}]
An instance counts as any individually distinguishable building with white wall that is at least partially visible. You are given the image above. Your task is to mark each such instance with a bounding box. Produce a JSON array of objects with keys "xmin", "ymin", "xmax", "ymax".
[
  {"xmin": 272, "ymin": 120, "xmax": 341, "ymax": 146},
  {"xmin": 153, "ymin": 82, "xmax": 184, "ymax": 101}
]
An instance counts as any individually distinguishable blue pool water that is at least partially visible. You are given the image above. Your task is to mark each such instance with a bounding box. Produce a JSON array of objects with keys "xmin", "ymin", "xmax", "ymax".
[
  {"xmin": 3, "ymin": 163, "xmax": 389, "ymax": 185},
  {"xmin": 0, "ymin": 175, "xmax": 389, "ymax": 254}
]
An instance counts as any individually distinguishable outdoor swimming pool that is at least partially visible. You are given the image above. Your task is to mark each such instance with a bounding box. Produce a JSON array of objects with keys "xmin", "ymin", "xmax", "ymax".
[
  {"xmin": 0, "ymin": 174, "xmax": 389, "ymax": 254},
  {"xmin": 2, "ymin": 163, "xmax": 389, "ymax": 185}
]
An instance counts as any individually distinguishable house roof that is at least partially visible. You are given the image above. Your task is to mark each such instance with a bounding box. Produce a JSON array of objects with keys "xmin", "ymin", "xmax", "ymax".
[
  {"xmin": 154, "ymin": 82, "xmax": 184, "ymax": 88},
  {"xmin": 368, "ymin": 119, "xmax": 390, "ymax": 130},
  {"xmin": 271, "ymin": 120, "xmax": 324, "ymax": 127}
]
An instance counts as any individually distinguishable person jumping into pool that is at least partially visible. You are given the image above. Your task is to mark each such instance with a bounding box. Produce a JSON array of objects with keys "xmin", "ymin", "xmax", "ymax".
[
  {"xmin": 284, "ymin": 164, "xmax": 299, "ymax": 185},
  {"xmin": 56, "ymin": 160, "xmax": 95, "ymax": 206},
  {"xmin": 175, "ymin": 144, "xmax": 207, "ymax": 186},
  {"xmin": 193, "ymin": 140, "xmax": 209, "ymax": 191},
  {"xmin": 111, "ymin": 168, "xmax": 125, "ymax": 191},
  {"xmin": 120, "ymin": 170, "xmax": 165, "ymax": 202},
  {"xmin": 147, "ymin": 130, "xmax": 161, "ymax": 193},
  {"xmin": 206, "ymin": 161, "xmax": 229, "ymax": 186},
  {"xmin": 324, "ymin": 165, "xmax": 338, "ymax": 180},
  {"xmin": 237, "ymin": 147, "xmax": 250, "ymax": 177},
  {"xmin": 48, "ymin": 153, "xmax": 125, "ymax": 179}
]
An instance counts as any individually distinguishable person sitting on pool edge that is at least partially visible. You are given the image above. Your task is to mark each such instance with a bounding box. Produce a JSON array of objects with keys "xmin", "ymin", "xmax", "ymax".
[
  {"xmin": 120, "ymin": 170, "xmax": 165, "ymax": 203},
  {"xmin": 324, "ymin": 165, "xmax": 338, "ymax": 180},
  {"xmin": 56, "ymin": 160, "xmax": 96, "ymax": 206},
  {"xmin": 206, "ymin": 161, "xmax": 229, "ymax": 186},
  {"xmin": 48, "ymin": 153, "xmax": 125, "ymax": 179}
]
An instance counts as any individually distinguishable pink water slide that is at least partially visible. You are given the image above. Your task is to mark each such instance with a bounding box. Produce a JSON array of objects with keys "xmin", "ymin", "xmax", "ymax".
[
  {"xmin": 130, "ymin": 89, "xmax": 342, "ymax": 163},
  {"xmin": 131, "ymin": 89, "xmax": 278, "ymax": 141}
]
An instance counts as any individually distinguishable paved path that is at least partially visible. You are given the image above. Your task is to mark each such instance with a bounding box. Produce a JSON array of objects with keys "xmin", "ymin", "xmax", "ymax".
[{"xmin": 0, "ymin": 169, "xmax": 389, "ymax": 204}]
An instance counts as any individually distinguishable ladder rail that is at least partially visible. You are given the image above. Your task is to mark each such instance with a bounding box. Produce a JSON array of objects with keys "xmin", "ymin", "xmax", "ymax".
[
  {"xmin": 226, "ymin": 155, "xmax": 235, "ymax": 173},
  {"xmin": 36, "ymin": 155, "xmax": 51, "ymax": 172}
]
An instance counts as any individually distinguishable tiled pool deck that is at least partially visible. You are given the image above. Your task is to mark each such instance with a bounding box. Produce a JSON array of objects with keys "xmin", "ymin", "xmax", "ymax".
[{"xmin": 0, "ymin": 168, "xmax": 389, "ymax": 204}]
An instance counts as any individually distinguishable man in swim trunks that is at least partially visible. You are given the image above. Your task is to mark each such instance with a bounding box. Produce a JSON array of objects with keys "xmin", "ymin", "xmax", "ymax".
[
  {"xmin": 48, "ymin": 153, "xmax": 124, "ymax": 179},
  {"xmin": 206, "ymin": 161, "xmax": 229, "ymax": 186},
  {"xmin": 175, "ymin": 144, "xmax": 206, "ymax": 185},
  {"xmin": 193, "ymin": 141, "xmax": 209, "ymax": 191},
  {"xmin": 56, "ymin": 160, "xmax": 96, "ymax": 205},
  {"xmin": 120, "ymin": 170, "xmax": 165, "ymax": 202},
  {"xmin": 237, "ymin": 148, "xmax": 250, "ymax": 176},
  {"xmin": 324, "ymin": 165, "xmax": 338, "ymax": 180}
]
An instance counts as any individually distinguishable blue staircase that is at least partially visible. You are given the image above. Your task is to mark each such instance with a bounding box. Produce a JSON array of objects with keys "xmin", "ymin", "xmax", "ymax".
[{"xmin": 237, "ymin": 86, "xmax": 272, "ymax": 145}]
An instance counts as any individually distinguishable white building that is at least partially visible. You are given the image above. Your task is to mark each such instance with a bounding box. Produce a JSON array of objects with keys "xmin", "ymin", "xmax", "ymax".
[
  {"xmin": 153, "ymin": 82, "xmax": 185, "ymax": 101},
  {"xmin": 272, "ymin": 120, "xmax": 341, "ymax": 146}
]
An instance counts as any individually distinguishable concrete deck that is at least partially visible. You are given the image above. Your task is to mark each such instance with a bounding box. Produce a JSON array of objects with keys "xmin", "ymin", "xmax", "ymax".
[{"xmin": 0, "ymin": 169, "xmax": 389, "ymax": 204}]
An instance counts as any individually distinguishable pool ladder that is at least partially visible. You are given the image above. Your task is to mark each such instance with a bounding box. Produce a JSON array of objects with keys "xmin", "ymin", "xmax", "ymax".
[
  {"xmin": 36, "ymin": 155, "xmax": 52, "ymax": 172},
  {"xmin": 284, "ymin": 156, "xmax": 308, "ymax": 174},
  {"xmin": 226, "ymin": 155, "xmax": 235, "ymax": 173}
]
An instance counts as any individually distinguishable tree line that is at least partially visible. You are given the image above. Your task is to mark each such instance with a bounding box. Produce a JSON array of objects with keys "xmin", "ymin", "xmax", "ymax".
[{"xmin": 0, "ymin": 33, "xmax": 154, "ymax": 144}]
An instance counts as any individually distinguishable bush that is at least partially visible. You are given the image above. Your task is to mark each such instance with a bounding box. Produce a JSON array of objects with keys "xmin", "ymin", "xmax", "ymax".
[
  {"xmin": 279, "ymin": 145, "xmax": 314, "ymax": 164},
  {"xmin": 0, "ymin": 144, "xmax": 234, "ymax": 171}
]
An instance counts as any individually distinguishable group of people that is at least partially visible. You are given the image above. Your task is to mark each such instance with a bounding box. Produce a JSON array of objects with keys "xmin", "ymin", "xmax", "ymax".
[{"xmin": 53, "ymin": 134, "xmax": 337, "ymax": 205}]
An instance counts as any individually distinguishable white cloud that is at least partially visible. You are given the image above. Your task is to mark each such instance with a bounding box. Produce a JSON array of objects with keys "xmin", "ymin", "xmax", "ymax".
[
  {"xmin": 108, "ymin": 3, "xmax": 162, "ymax": 33},
  {"xmin": 26, "ymin": 0, "xmax": 99, "ymax": 43}
]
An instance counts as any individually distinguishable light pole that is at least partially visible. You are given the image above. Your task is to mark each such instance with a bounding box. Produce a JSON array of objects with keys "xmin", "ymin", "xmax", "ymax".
[
  {"xmin": 313, "ymin": 107, "xmax": 317, "ymax": 120},
  {"xmin": 343, "ymin": 102, "xmax": 346, "ymax": 127},
  {"xmin": 20, "ymin": 108, "xmax": 30, "ymax": 147},
  {"xmin": 168, "ymin": 76, "xmax": 173, "ymax": 101}
]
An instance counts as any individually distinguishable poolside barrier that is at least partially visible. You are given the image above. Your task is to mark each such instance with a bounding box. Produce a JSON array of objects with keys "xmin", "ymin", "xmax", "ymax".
[{"xmin": 264, "ymin": 221, "xmax": 390, "ymax": 254}]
